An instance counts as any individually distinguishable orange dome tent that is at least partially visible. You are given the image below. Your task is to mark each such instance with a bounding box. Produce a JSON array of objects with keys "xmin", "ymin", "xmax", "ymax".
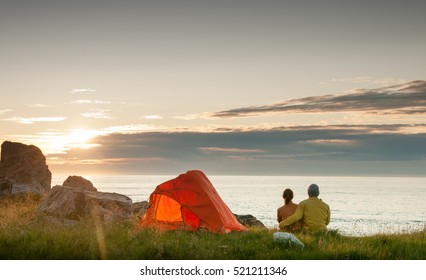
[{"xmin": 139, "ymin": 170, "xmax": 246, "ymax": 233}]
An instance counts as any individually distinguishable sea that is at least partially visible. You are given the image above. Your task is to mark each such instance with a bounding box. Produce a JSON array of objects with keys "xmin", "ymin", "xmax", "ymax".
[{"xmin": 52, "ymin": 175, "xmax": 426, "ymax": 236}]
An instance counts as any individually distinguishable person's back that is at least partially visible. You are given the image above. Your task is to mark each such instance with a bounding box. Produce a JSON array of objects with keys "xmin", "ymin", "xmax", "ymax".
[
  {"xmin": 277, "ymin": 189, "xmax": 302, "ymax": 230},
  {"xmin": 279, "ymin": 184, "xmax": 330, "ymax": 232},
  {"xmin": 277, "ymin": 202, "xmax": 298, "ymax": 222},
  {"xmin": 294, "ymin": 197, "xmax": 329, "ymax": 231}
]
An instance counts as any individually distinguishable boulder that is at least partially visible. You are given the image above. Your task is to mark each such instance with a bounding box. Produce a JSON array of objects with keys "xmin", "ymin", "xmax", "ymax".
[
  {"xmin": 234, "ymin": 214, "xmax": 266, "ymax": 228},
  {"xmin": 1, "ymin": 176, "xmax": 44, "ymax": 197},
  {"xmin": 39, "ymin": 185, "xmax": 132, "ymax": 223},
  {"xmin": 0, "ymin": 179, "xmax": 13, "ymax": 195},
  {"xmin": 8, "ymin": 183, "xmax": 45, "ymax": 196},
  {"xmin": 0, "ymin": 141, "xmax": 51, "ymax": 196},
  {"xmin": 132, "ymin": 201, "xmax": 149, "ymax": 216},
  {"xmin": 63, "ymin": 175, "xmax": 97, "ymax": 192}
]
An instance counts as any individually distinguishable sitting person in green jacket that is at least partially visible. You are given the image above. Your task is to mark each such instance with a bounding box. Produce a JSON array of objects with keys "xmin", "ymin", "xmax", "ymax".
[{"xmin": 279, "ymin": 184, "xmax": 330, "ymax": 232}]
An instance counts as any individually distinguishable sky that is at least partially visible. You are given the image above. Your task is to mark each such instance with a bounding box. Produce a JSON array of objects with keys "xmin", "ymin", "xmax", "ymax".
[{"xmin": 1, "ymin": 0, "xmax": 425, "ymax": 176}]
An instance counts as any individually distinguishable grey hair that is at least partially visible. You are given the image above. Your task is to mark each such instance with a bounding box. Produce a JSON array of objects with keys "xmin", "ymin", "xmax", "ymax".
[{"xmin": 308, "ymin": 184, "xmax": 320, "ymax": 197}]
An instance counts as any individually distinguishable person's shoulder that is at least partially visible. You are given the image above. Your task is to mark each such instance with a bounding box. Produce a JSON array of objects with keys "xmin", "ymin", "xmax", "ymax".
[
  {"xmin": 319, "ymin": 199, "xmax": 330, "ymax": 208},
  {"xmin": 299, "ymin": 198, "xmax": 309, "ymax": 205},
  {"xmin": 324, "ymin": 200, "xmax": 330, "ymax": 209}
]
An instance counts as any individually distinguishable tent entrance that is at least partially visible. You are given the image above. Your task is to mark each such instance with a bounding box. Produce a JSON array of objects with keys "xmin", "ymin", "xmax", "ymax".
[
  {"xmin": 153, "ymin": 194, "xmax": 202, "ymax": 229},
  {"xmin": 156, "ymin": 195, "xmax": 182, "ymax": 222}
]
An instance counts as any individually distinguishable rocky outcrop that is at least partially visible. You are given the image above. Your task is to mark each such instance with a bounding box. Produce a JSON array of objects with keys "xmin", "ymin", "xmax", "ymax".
[
  {"xmin": 63, "ymin": 175, "xmax": 97, "ymax": 192},
  {"xmin": 0, "ymin": 141, "xmax": 51, "ymax": 196},
  {"xmin": 5, "ymin": 183, "xmax": 45, "ymax": 196},
  {"xmin": 234, "ymin": 214, "xmax": 266, "ymax": 228},
  {"xmin": 132, "ymin": 201, "xmax": 149, "ymax": 216},
  {"xmin": 39, "ymin": 177, "xmax": 132, "ymax": 223},
  {"xmin": 0, "ymin": 179, "xmax": 13, "ymax": 195}
]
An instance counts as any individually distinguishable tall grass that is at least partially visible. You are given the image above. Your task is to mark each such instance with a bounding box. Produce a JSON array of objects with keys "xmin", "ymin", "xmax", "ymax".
[{"xmin": 0, "ymin": 197, "xmax": 424, "ymax": 260}]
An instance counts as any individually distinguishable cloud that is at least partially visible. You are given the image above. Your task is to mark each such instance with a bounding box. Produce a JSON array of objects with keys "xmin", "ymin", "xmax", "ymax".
[
  {"xmin": 210, "ymin": 80, "xmax": 426, "ymax": 118},
  {"xmin": 2, "ymin": 116, "xmax": 66, "ymax": 124},
  {"xmin": 80, "ymin": 109, "xmax": 112, "ymax": 119},
  {"xmin": 144, "ymin": 115, "xmax": 163, "ymax": 120},
  {"xmin": 18, "ymin": 122, "xmax": 415, "ymax": 177},
  {"xmin": 69, "ymin": 88, "xmax": 96, "ymax": 94},
  {"xmin": 329, "ymin": 77, "xmax": 408, "ymax": 86},
  {"xmin": 50, "ymin": 123, "xmax": 426, "ymax": 175},
  {"xmin": 0, "ymin": 109, "xmax": 13, "ymax": 115},
  {"xmin": 71, "ymin": 100, "xmax": 111, "ymax": 104},
  {"xmin": 173, "ymin": 112, "xmax": 215, "ymax": 121},
  {"xmin": 198, "ymin": 147, "xmax": 266, "ymax": 154},
  {"xmin": 102, "ymin": 124, "xmax": 165, "ymax": 133},
  {"xmin": 26, "ymin": 104, "xmax": 51, "ymax": 108},
  {"xmin": 331, "ymin": 77, "xmax": 373, "ymax": 83},
  {"xmin": 48, "ymin": 157, "xmax": 166, "ymax": 166},
  {"xmin": 119, "ymin": 101, "xmax": 143, "ymax": 106},
  {"xmin": 303, "ymin": 139, "xmax": 357, "ymax": 145}
]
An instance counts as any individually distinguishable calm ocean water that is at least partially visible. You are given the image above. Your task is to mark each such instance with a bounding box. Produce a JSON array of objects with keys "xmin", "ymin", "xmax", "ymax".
[{"xmin": 52, "ymin": 175, "xmax": 426, "ymax": 236}]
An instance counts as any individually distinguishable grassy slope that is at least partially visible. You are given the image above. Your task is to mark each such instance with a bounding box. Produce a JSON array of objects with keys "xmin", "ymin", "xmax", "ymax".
[{"xmin": 0, "ymin": 197, "xmax": 424, "ymax": 260}]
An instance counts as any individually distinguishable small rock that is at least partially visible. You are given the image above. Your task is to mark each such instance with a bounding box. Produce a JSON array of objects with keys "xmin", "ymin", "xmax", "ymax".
[
  {"xmin": 63, "ymin": 175, "xmax": 97, "ymax": 192},
  {"xmin": 234, "ymin": 214, "xmax": 266, "ymax": 228}
]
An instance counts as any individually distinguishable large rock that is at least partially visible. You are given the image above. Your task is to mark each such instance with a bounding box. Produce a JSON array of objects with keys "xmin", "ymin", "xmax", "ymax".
[
  {"xmin": 234, "ymin": 214, "xmax": 266, "ymax": 228},
  {"xmin": 0, "ymin": 180, "xmax": 13, "ymax": 195},
  {"xmin": 0, "ymin": 141, "xmax": 51, "ymax": 196},
  {"xmin": 6, "ymin": 183, "xmax": 45, "ymax": 196},
  {"xmin": 63, "ymin": 175, "xmax": 97, "ymax": 192},
  {"xmin": 39, "ymin": 185, "xmax": 132, "ymax": 223},
  {"xmin": 132, "ymin": 201, "xmax": 149, "ymax": 216}
]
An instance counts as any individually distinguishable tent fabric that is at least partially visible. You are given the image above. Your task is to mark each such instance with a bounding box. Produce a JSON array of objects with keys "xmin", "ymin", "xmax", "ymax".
[{"xmin": 139, "ymin": 170, "xmax": 246, "ymax": 233}]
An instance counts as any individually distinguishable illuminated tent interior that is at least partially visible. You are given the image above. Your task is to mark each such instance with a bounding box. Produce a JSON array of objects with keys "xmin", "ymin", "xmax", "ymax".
[{"xmin": 139, "ymin": 170, "xmax": 246, "ymax": 233}]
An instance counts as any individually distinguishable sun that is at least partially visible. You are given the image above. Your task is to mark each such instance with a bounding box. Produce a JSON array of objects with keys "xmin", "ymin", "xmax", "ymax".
[
  {"xmin": 26, "ymin": 129, "xmax": 103, "ymax": 157},
  {"xmin": 65, "ymin": 129, "xmax": 101, "ymax": 150}
]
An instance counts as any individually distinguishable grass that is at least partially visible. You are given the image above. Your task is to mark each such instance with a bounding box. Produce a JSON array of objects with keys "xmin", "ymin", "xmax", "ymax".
[{"xmin": 0, "ymin": 197, "xmax": 425, "ymax": 260}]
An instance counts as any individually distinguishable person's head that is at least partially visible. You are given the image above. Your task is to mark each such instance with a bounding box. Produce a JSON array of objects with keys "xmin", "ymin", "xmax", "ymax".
[
  {"xmin": 308, "ymin": 184, "xmax": 320, "ymax": 197},
  {"xmin": 282, "ymin": 188, "xmax": 294, "ymax": 204}
]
